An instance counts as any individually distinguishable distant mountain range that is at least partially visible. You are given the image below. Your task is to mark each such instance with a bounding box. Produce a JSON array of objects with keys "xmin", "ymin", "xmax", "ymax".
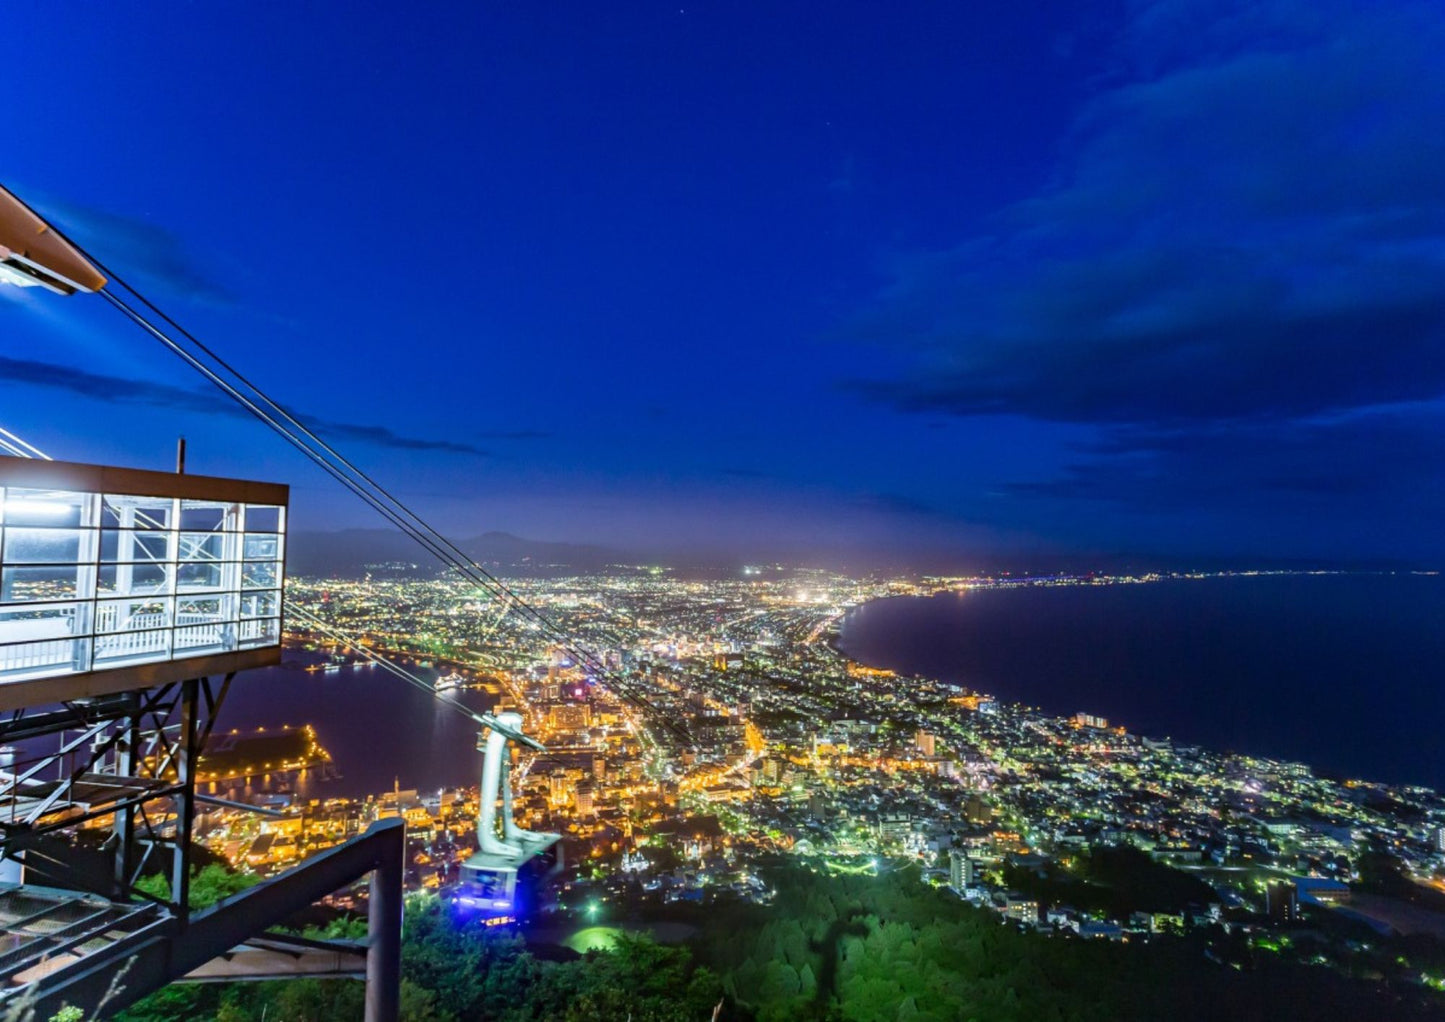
[
  {"xmin": 284, "ymin": 528, "xmax": 1432, "ymax": 579},
  {"xmin": 284, "ymin": 529, "xmax": 621, "ymax": 576}
]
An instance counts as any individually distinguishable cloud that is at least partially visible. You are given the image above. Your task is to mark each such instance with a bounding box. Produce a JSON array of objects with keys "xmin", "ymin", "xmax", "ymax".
[
  {"xmin": 19, "ymin": 192, "xmax": 234, "ymax": 306},
  {"xmin": 474, "ymin": 429, "xmax": 552, "ymax": 440},
  {"xmin": 1012, "ymin": 403, "xmax": 1445, "ymax": 513},
  {"xmin": 844, "ymin": 0, "xmax": 1445, "ymax": 428},
  {"xmin": 295, "ymin": 419, "xmax": 488, "ymax": 455},
  {"xmin": 0, "ymin": 355, "xmax": 488, "ymax": 455}
]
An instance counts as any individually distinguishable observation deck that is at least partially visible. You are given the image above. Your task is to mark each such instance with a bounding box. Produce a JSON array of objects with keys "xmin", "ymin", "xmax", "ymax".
[{"xmin": 0, "ymin": 457, "xmax": 287, "ymax": 710}]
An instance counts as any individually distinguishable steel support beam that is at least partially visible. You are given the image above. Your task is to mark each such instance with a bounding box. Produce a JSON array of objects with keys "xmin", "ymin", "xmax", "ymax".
[
  {"xmin": 367, "ymin": 850, "xmax": 404, "ymax": 1022},
  {"xmin": 181, "ymin": 932, "xmax": 368, "ymax": 983},
  {"xmin": 170, "ymin": 678, "xmax": 200, "ymax": 922},
  {"xmin": 9, "ymin": 818, "xmax": 405, "ymax": 1021}
]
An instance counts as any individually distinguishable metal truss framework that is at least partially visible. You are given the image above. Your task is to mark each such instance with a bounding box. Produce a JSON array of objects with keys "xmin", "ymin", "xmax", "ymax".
[
  {"xmin": 0, "ymin": 678, "xmax": 403, "ymax": 1021},
  {"xmin": 0, "ymin": 675, "xmax": 228, "ymax": 916}
]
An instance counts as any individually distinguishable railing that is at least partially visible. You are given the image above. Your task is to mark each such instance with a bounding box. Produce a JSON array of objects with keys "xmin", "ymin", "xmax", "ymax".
[
  {"xmin": 95, "ymin": 628, "xmax": 170, "ymax": 660},
  {"xmin": 0, "ymin": 638, "xmax": 76, "ymax": 674},
  {"xmin": 0, "ymin": 614, "xmax": 281, "ymax": 678}
]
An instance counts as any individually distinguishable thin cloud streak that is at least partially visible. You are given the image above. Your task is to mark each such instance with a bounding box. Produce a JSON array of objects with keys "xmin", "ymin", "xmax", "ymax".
[{"xmin": 0, "ymin": 355, "xmax": 489, "ymax": 456}]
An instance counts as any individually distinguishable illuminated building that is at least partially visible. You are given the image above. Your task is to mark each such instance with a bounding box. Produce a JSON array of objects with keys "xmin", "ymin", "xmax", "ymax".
[
  {"xmin": 949, "ymin": 850, "xmax": 974, "ymax": 889},
  {"xmin": 915, "ymin": 730, "xmax": 936, "ymax": 757},
  {"xmin": 549, "ymin": 769, "xmax": 570, "ymax": 806},
  {"xmin": 550, "ymin": 703, "xmax": 591, "ymax": 730},
  {"xmin": 1004, "ymin": 896, "xmax": 1039, "ymax": 923},
  {"xmin": 1266, "ymin": 881, "xmax": 1299, "ymax": 922},
  {"xmin": 877, "ymin": 812, "xmax": 911, "ymax": 842}
]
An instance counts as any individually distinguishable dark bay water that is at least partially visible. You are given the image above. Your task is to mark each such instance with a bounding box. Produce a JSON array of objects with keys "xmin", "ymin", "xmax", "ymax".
[
  {"xmin": 837, "ymin": 575, "xmax": 1445, "ymax": 790},
  {"xmin": 212, "ymin": 654, "xmax": 497, "ymax": 799}
]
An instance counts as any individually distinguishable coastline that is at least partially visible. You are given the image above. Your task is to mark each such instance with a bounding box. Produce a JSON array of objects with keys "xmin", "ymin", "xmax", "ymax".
[{"xmin": 829, "ymin": 576, "xmax": 1445, "ymax": 790}]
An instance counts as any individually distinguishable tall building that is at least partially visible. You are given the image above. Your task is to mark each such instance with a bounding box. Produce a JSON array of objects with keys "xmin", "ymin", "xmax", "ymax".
[
  {"xmin": 949, "ymin": 850, "xmax": 974, "ymax": 889},
  {"xmin": 915, "ymin": 730, "xmax": 936, "ymax": 757},
  {"xmin": 575, "ymin": 783, "xmax": 595, "ymax": 817},
  {"xmin": 549, "ymin": 769, "xmax": 570, "ymax": 806},
  {"xmin": 1266, "ymin": 881, "xmax": 1299, "ymax": 922},
  {"xmin": 593, "ymin": 756, "xmax": 607, "ymax": 781}
]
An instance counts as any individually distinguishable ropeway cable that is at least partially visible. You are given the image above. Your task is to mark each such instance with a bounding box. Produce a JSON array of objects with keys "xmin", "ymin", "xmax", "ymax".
[
  {"xmin": 8, "ymin": 187, "xmax": 684, "ymax": 740},
  {"xmin": 95, "ymin": 286, "xmax": 683, "ymax": 737},
  {"xmin": 78, "ymin": 270, "xmax": 688, "ymax": 742},
  {"xmin": 0, "ymin": 426, "xmax": 51, "ymax": 460},
  {"xmin": 90, "ymin": 280, "xmax": 654, "ymax": 686},
  {"xmin": 284, "ymin": 602, "xmax": 544, "ymax": 750}
]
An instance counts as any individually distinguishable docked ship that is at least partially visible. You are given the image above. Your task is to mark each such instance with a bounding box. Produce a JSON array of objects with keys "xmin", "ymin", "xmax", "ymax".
[{"xmin": 435, "ymin": 671, "xmax": 466, "ymax": 692}]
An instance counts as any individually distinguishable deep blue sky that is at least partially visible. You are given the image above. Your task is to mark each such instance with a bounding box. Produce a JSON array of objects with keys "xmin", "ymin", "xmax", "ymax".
[{"xmin": 3, "ymin": 1, "xmax": 1443, "ymax": 565}]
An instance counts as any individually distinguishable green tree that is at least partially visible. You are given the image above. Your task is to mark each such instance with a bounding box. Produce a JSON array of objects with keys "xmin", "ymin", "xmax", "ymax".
[{"xmin": 132, "ymin": 863, "xmax": 261, "ymax": 911}]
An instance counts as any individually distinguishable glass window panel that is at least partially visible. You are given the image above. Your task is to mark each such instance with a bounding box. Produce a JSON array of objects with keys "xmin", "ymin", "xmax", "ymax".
[
  {"xmin": 0, "ymin": 480, "xmax": 284, "ymax": 673},
  {"xmin": 93, "ymin": 628, "xmax": 170, "ymax": 665},
  {"xmin": 238, "ymin": 617, "xmax": 280, "ymax": 648},
  {"xmin": 242, "ymin": 562, "xmax": 278, "ymax": 590},
  {"xmin": 243, "ymin": 505, "xmax": 282, "ymax": 532},
  {"xmin": 179, "ymin": 502, "xmax": 237, "ymax": 532},
  {"xmin": 1, "ymin": 489, "xmax": 88, "ymax": 528},
  {"xmin": 178, "ymin": 533, "xmax": 232, "ymax": 562},
  {"xmin": 94, "ymin": 597, "xmax": 171, "ymax": 634},
  {"xmin": 243, "ymin": 534, "xmax": 280, "ymax": 560},
  {"xmin": 99, "ymin": 562, "xmax": 174, "ymax": 596},
  {"xmin": 101, "ymin": 495, "xmax": 174, "ymax": 530},
  {"xmin": 2, "ymin": 528, "xmax": 90, "ymax": 565},
  {"xmin": 176, "ymin": 562, "xmax": 224, "ymax": 591},
  {"xmin": 174, "ymin": 621, "xmax": 237, "ymax": 654},
  {"xmin": 240, "ymin": 591, "xmax": 279, "ymax": 618},
  {"xmin": 0, "ymin": 636, "xmax": 90, "ymax": 677},
  {"xmin": 100, "ymin": 530, "xmax": 172, "ymax": 563},
  {"xmin": 2, "ymin": 565, "xmax": 83, "ymax": 602},
  {"xmin": 0, "ymin": 603, "xmax": 85, "ymax": 642},
  {"xmin": 177, "ymin": 594, "xmax": 234, "ymax": 621}
]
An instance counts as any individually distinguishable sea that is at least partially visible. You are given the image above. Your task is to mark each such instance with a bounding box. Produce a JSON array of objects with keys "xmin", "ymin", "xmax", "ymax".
[
  {"xmin": 213, "ymin": 654, "xmax": 498, "ymax": 801},
  {"xmin": 836, "ymin": 573, "xmax": 1445, "ymax": 791}
]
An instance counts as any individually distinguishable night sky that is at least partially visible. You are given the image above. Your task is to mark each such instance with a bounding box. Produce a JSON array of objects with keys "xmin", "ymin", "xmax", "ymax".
[{"xmin": 3, "ymin": 1, "xmax": 1443, "ymax": 566}]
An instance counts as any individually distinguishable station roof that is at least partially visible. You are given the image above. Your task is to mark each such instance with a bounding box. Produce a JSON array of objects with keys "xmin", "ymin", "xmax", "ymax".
[
  {"xmin": 0, "ymin": 457, "xmax": 287, "ymax": 507},
  {"xmin": 0, "ymin": 185, "xmax": 106, "ymax": 295}
]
